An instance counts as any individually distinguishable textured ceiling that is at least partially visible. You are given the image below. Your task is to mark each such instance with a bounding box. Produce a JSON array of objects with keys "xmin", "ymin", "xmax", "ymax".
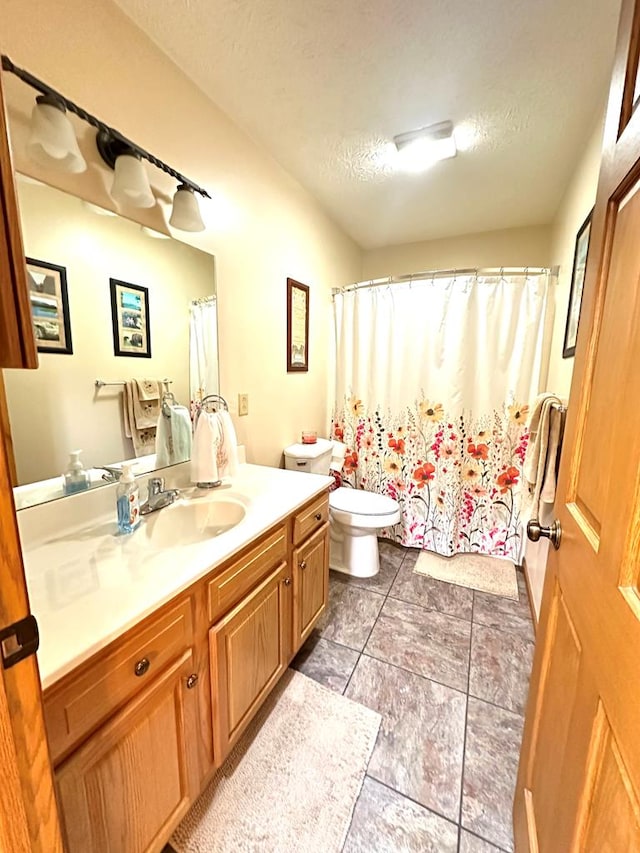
[{"xmin": 112, "ymin": 0, "xmax": 620, "ymax": 249}]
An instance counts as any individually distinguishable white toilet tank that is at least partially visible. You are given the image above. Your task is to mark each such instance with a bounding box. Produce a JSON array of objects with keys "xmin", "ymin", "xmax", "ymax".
[{"xmin": 284, "ymin": 438, "xmax": 333, "ymax": 474}]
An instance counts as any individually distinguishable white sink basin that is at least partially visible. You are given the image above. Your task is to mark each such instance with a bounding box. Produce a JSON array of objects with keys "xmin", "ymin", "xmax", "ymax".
[{"xmin": 142, "ymin": 497, "xmax": 247, "ymax": 548}]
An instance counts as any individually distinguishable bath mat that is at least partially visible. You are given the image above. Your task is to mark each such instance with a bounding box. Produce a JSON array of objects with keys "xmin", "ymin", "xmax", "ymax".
[
  {"xmin": 413, "ymin": 550, "xmax": 519, "ymax": 600},
  {"xmin": 170, "ymin": 669, "xmax": 381, "ymax": 853}
]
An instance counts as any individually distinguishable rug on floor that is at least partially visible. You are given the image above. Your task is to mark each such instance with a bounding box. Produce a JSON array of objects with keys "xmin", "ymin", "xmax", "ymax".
[
  {"xmin": 170, "ymin": 669, "xmax": 381, "ymax": 853},
  {"xmin": 413, "ymin": 550, "xmax": 519, "ymax": 600}
]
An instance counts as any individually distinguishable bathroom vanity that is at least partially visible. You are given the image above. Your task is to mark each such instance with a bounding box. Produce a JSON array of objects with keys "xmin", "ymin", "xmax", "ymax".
[{"xmin": 18, "ymin": 464, "xmax": 331, "ymax": 852}]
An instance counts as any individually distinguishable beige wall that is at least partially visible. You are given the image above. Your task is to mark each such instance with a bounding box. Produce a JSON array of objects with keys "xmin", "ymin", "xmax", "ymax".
[
  {"xmin": 362, "ymin": 225, "xmax": 552, "ymax": 279},
  {"xmin": 523, "ymin": 114, "xmax": 604, "ymax": 621},
  {"xmin": 546, "ymin": 118, "xmax": 605, "ymax": 399},
  {"xmin": 2, "ymin": 0, "xmax": 362, "ymax": 469},
  {"xmin": 4, "ymin": 178, "xmax": 213, "ymax": 483}
]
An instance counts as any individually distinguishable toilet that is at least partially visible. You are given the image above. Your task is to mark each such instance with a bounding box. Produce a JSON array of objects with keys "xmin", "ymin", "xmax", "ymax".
[{"xmin": 283, "ymin": 439, "xmax": 401, "ymax": 578}]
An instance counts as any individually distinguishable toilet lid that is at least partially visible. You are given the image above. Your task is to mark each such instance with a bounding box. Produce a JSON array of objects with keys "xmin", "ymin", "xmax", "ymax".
[{"xmin": 330, "ymin": 487, "xmax": 399, "ymax": 516}]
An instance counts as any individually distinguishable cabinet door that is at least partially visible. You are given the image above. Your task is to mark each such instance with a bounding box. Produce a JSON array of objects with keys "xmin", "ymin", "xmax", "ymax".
[
  {"xmin": 0, "ymin": 71, "xmax": 38, "ymax": 369},
  {"xmin": 56, "ymin": 651, "xmax": 197, "ymax": 853},
  {"xmin": 210, "ymin": 561, "xmax": 289, "ymax": 764},
  {"xmin": 293, "ymin": 522, "xmax": 329, "ymax": 651}
]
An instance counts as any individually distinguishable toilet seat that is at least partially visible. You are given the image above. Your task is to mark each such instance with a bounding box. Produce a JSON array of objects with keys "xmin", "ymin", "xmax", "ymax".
[{"xmin": 329, "ymin": 487, "xmax": 401, "ymax": 528}]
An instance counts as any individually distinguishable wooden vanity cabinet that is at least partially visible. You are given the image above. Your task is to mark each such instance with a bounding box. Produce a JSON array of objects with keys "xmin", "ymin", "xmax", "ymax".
[
  {"xmin": 44, "ymin": 491, "xmax": 330, "ymax": 851},
  {"xmin": 209, "ymin": 561, "xmax": 291, "ymax": 761},
  {"xmin": 56, "ymin": 651, "xmax": 197, "ymax": 853},
  {"xmin": 293, "ymin": 521, "xmax": 329, "ymax": 648}
]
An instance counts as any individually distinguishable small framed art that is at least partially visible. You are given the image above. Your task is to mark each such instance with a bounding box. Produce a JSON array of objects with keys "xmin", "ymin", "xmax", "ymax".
[
  {"xmin": 26, "ymin": 257, "xmax": 73, "ymax": 354},
  {"xmin": 286, "ymin": 277, "xmax": 309, "ymax": 372},
  {"xmin": 562, "ymin": 210, "xmax": 593, "ymax": 359},
  {"xmin": 110, "ymin": 278, "xmax": 151, "ymax": 358}
]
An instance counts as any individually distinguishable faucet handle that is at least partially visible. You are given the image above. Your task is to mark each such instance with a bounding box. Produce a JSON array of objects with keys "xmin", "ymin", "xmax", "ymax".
[{"xmin": 148, "ymin": 477, "xmax": 164, "ymax": 496}]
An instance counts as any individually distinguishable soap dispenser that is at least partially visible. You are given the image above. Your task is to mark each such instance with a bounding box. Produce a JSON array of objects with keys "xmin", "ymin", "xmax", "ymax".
[
  {"xmin": 63, "ymin": 450, "xmax": 89, "ymax": 495},
  {"xmin": 116, "ymin": 464, "xmax": 141, "ymax": 534}
]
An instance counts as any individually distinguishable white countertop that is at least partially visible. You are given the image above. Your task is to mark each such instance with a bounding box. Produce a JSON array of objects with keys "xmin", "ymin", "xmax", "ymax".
[{"xmin": 18, "ymin": 463, "xmax": 332, "ymax": 689}]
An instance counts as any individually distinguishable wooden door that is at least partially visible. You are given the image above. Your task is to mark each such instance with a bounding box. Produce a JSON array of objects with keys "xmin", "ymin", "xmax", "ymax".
[
  {"xmin": 0, "ymin": 69, "xmax": 38, "ymax": 369},
  {"xmin": 209, "ymin": 561, "xmax": 289, "ymax": 764},
  {"xmin": 293, "ymin": 523, "xmax": 329, "ymax": 651},
  {"xmin": 514, "ymin": 2, "xmax": 640, "ymax": 849},
  {"xmin": 0, "ymin": 66, "xmax": 62, "ymax": 849},
  {"xmin": 56, "ymin": 650, "xmax": 196, "ymax": 853}
]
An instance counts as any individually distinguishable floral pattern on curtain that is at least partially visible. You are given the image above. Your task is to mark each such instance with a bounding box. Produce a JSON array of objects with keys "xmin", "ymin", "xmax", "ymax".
[
  {"xmin": 331, "ymin": 271, "xmax": 550, "ymax": 562},
  {"xmin": 332, "ymin": 396, "xmax": 530, "ymax": 560}
]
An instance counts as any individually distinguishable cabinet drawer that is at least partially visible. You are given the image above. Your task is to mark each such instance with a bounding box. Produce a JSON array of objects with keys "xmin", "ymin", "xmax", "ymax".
[
  {"xmin": 293, "ymin": 493, "xmax": 329, "ymax": 546},
  {"xmin": 45, "ymin": 597, "xmax": 193, "ymax": 763},
  {"xmin": 207, "ymin": 524, "xmax": 287, "ymax": 623}
]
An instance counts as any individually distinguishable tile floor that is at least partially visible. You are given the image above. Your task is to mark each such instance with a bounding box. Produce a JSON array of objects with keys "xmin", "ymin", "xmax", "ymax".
[{"xmin": 291, "ymin": 541, "xmax": 536, "ymax": 853}]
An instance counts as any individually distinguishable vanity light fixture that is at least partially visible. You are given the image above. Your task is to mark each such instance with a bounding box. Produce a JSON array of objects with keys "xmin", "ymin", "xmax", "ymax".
[
  {"xmin": 96, "ymin": 131, "xmax": 155, "ymax": 209},
  {"xmin": 2, "ymin": 55, "xmax": 211, "ymax": 229},
  {"xmin": 393, "ymin": 120, "xmax": 457, "ymax": 173},
  {"xmin": 169, "ymin": 184, "xmax": 205, "ymax": 232},
  {"xmin": 26, "ymin": 94, "xmax": 87, "ymax": 174}
]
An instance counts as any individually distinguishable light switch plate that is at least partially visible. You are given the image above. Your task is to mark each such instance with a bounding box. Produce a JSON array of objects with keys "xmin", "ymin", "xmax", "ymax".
[{"xmin": 238, "ymin": 393, "xmax": 249, "ymax": 416}]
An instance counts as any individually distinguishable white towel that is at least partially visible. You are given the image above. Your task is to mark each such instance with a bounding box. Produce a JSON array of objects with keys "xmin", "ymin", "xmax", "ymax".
[
  {"xmin": 191, "ymin": 413, "xmax": 222, "ymax": 484},
  {"xmin": 217, "ymin": 410, "xmax": 239, "ymax": 478},
  {"xmin": 330, "ymin": 440, "xmax": 347, "ymax": 471},
  {"xmin": 190, "ymin": 411, "xmax": 239, "ymax": 484}
]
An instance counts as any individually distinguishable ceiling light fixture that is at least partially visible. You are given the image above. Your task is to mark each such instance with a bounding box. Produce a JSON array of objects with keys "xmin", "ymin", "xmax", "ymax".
[
  {"xmin": 2, "ymin": 55, "xmax": 211, "ymax": 230},
  {"xmin": 393, "ymin": 120, "xmax": 457, "ymax": 173},
  {"xmin": 26, "ymin": 94, "xmax": 87, "ymax": 174}
]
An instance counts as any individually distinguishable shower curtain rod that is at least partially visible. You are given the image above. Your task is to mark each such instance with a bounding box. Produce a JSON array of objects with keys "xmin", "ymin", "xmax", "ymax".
[{"xmin": 332, "ymin": 265, "xmax": 559, "ymax": 296}]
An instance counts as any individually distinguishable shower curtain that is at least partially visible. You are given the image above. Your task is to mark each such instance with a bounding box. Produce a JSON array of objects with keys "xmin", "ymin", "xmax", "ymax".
[
  {"xmin": 331, "ymin": 271, "xmax": 550, "ymax": 561},
  {"xmin": 189, "ymin": 296, "xmax": 219, "ymax": 421}
]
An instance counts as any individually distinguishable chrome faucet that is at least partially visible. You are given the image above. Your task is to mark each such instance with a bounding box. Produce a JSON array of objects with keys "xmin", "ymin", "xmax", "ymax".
[
  {"xmin": 97, "ymin": 465, "xmax": 124, "ymax": 483},
  {"xmin": 140, "ymin": 477, "xmax": 180, "ymax": 515}
]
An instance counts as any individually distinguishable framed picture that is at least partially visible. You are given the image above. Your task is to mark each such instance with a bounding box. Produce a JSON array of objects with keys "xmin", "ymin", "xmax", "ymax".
[
  {"xmin": 286, "ymin": 278, "xmax": 309, "ymax": 372},
  {"xmin": 26, "ymin": 258, "xmax": 73, "ymax": 354},
  {"xmin": 562, "ymin": 210, "xmax": 593, "ymax": 358},
  {"xmin": 110, "ymin": 279, "xmax": 151, "ymax": 358}
]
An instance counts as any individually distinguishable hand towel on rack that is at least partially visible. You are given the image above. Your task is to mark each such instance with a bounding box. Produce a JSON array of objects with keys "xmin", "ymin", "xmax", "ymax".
[
  {"xmin": 131, "ymin": 379, "xmax": 161, "ymax": 428},
  {"xmin": 523, "ymin": 392, "xmax": 563, "ymax": 518},
  {"xmin": 191, "ymin": 413, "xmax": 222, "ymax": 484},
  {"xmin": 217, "ymin": 410, "xmax": 239, "ymax": 478},
  {"xmin": 135, "ymin": 379, "xmax": 161, "ymax": 401},
  {"xmin": 123, "ymin": 382, "xmax": 157, "ymax": 457},
  {"xmin": 156, "ymin": 405, "xmax": 193, "ymax": 468}
]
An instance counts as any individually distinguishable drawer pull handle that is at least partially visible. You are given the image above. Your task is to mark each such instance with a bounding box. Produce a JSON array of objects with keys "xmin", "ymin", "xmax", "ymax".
[
  {"xmin": 315, "ymin": 513, "xmax": 322, "ymax": 521},
  {"xmin": 284, "ymin": 577, "xmax": 292, "ymax": 586},
  {"xmin": 300, "ymin": 560, "xmax": 307, "ymax": 570},
  {"xmin": 134, "ymin": 658, "xmax": 150, "ymax": 677},
  {"xmin": 186, "ymin": 673, "xmax": 199, "ymax": 689}
]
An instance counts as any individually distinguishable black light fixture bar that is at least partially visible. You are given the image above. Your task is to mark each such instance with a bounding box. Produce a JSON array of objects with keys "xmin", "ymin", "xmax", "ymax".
[{"xmin": 1, "ymin": 54, "xmax": 211, "ymax": 199}]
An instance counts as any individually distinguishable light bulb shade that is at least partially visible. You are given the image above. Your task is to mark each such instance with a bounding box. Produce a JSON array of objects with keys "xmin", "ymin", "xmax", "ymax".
[
  {"xmin": 26, "ymin": 96, "xmax": 87, "ymax": 174},
  {"xmin": 110, "ymin": 153, "xmax": 155, "ymax": 208},
  {"xmin": 169, "ymin": 185, "xmax": 205, "ymax": 232}
]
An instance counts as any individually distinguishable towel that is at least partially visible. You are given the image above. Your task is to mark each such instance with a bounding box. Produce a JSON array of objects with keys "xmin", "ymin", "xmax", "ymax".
[
  {"xmin": 191, "ymin": 412, "xmax": 222, "ymax": 484},
  {"xmin": 155, "ymin": 405, "xmax": 193, "ymax": 468},
  {"xmin": 523, "ymin": 392, "xmax": 564, "ymax": 519},
  {"xmin": 135, "ymin": 379, "xmax": 161, "ymax": 401},
  {"xmin": 123, "ymin": 381, "xmax": 157, "ymax": 457},
  {"xmin": 217, "ymin": 411, "xmax": 239, "ymax": 478},
  {"xmin": 190, "ymin": 411, "xmax": 239, "ymax": 484}
]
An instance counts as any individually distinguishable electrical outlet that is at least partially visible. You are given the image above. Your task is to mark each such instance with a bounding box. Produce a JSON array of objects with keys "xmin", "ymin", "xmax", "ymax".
[{"xmin": 238, "ymin": 393, "xmax": 249, "ymax": 416}]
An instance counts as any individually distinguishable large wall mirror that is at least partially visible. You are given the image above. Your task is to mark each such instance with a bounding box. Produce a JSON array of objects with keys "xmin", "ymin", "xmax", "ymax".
[{"xmin": 3, "ymin": 176, "xmax": 219, "ymax": 510}]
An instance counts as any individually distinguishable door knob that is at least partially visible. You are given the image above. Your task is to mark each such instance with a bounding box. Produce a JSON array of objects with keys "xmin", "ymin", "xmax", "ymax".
[
  {"xmin": 186, "ymin": 673, "xmax": 199, "ymax": 689},
  {"xmin": 527, "ymin": 519, "xmax": 562, "ymax": 550},
  {"xmin": 299, "ymin": 560, "xmax": 307, "ymax": 570}
]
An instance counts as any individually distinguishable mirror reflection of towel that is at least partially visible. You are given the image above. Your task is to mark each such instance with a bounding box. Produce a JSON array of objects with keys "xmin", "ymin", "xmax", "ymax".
[{"xmin": 156, "ymin": 406, "xmax": 192, "ymax": 468}]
